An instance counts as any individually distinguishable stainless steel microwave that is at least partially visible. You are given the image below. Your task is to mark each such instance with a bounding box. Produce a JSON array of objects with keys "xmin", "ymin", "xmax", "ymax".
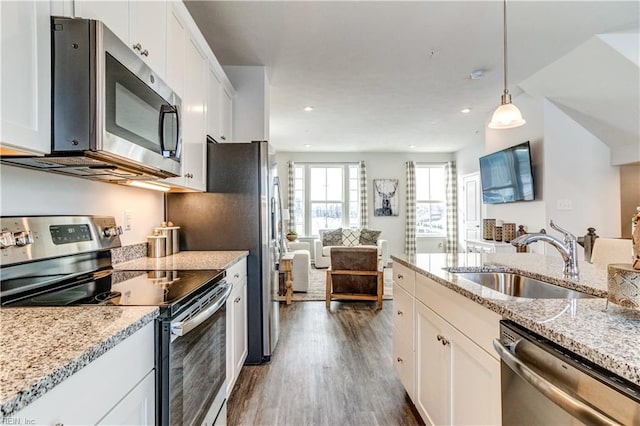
[{"xmin": 2, "ymin": 17, "xmax": 181, "ymax": 181}]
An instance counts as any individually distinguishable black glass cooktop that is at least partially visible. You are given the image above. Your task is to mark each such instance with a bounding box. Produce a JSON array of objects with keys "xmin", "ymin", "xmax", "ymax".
[{"xmin": 3, "ymin": 269, "xmax": 225, "ymax": 317}]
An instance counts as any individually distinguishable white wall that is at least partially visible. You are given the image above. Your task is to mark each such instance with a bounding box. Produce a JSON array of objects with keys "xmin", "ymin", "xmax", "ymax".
[
  {"xmin": 276, "ymin": 151, "xmax": 453, "ymax": 259},
  {"xmin": 455, "ymin": 93, "xmax": 622, "ymax": 258},
  {"xmin": 543, "ymin": 99, "xmax": 621, "ymax": 238},
  {"xmin": 224, "ymin": 66, "xmax": 269, "ymax": 142},
  {"xmin": 0, "ymin": 165, "xmax": 164, "ymax": 246}
]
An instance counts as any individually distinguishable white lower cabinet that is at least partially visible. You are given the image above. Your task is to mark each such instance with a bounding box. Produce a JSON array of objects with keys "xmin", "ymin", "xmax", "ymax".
[
  {"xmin": 97, "ymin": 370, "xmax": 155, "ymax": 425},
  {"xmin": 392, "ymin": 282, "xmax": 415, "ymax": 400},
  {"xmin": 226, "ymin": 258, "xmax": 248, "ymax": 397},
  {"xmin": 11, "ymin": 322, "xmax": 155, "ymax": 424},
  {"xmin": 415, "ymin": 302, "xmax": 501, "ymax": 426},
  {"xmin": 392, "ymin": 265, "xmax": 501, "ymax": 426}
]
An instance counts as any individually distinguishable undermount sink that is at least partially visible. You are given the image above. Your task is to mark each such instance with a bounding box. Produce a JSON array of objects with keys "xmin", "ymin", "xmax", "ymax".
[{"xmin": 451, "ymin": 271, "xmax": 595, "ymax": 299}]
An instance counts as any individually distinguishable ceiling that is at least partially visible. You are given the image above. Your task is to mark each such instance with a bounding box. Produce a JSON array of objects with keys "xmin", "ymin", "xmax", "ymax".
[{"xmin": 184, "ymin": 1, "xmax": 639, "ymax": 153}]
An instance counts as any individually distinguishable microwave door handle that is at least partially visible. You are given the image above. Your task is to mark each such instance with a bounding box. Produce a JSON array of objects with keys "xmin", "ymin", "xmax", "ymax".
[
  {"xmin": 171, "ymin": 283, "xmax": 232, "ymax": 338},
  {"xmin": 492, "ymin": 338, "xmax": 621, "ymax": 426},
  {"xmin": 159, "ymin": 104, "xmax": 179, "ymax": 158}
]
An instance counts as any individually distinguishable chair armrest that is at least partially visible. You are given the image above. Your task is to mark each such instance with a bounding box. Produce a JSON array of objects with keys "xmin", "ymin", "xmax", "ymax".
[
  {"xmin": 313, "ymin": 239, "xmax": 324, "ymax": 262},
  {"xmin": 288, "ymin": 241, "xmax": 310, "ymax": 251},
  {"xmin": 377, "ymin": 239, "xmax": 389, "ymax": 266}
]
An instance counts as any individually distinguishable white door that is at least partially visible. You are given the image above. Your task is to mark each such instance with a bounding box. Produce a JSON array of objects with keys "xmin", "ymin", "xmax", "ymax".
[{"xmin": 462, "ymin": 173, "xmax": 481, "ymax": 242}]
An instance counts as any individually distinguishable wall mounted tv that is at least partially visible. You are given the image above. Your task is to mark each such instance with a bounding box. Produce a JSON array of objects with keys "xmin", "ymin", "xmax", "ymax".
[{"xmin": 479, "ymin": 141, "xmax": 535, "ymax": 204}]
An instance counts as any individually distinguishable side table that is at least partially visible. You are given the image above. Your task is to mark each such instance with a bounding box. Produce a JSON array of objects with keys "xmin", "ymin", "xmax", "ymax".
[{"xmin": 280, "ymin": 252, "xmax": 295, "ymax": 304}]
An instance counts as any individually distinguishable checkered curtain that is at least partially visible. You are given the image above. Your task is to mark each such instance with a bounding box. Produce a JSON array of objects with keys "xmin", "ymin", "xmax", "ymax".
[
  {"xmin": 287, "ymin": 161, "xmax": 295, "ymax": 232},
  {"xmin": 405, "ymin": 161, "xmax": 416, "ymax": 255},
  {"xmin": 445, "ymin": 161, "xmax": 458, "ymax": 253},
  {"xmin": 359, "ymin": 161, "xmax": 368, "ymax": 228}
]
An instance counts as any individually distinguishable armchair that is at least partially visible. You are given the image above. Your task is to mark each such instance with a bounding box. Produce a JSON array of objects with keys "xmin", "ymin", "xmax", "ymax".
[{"xmin": 326, "ymin": 247, "xmax": 383, "ymax": 310}]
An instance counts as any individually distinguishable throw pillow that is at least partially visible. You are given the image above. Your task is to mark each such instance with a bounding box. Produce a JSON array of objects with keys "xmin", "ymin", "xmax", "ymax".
[
  {"xmin": 322, "ymin": 228, "xmax": 343, "ymax": 246},
  {"xmin": 359, "ymin": 229, "xmax": 381, "ymax": 246},
  {"xmin": 342, "ymin": 228, "xmax": 361, "ymax": 247}
]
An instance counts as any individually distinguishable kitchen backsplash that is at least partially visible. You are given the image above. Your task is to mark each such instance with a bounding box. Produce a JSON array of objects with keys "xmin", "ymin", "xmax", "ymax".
[{"xmin": 111, "ymin": 243, "xmax": 147, "ymax": 265}]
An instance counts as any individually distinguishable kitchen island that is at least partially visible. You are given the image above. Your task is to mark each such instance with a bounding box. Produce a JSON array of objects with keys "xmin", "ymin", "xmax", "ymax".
[{"xmin": 392, "ymin": 252, "xmax": 640, "ymax": 386}]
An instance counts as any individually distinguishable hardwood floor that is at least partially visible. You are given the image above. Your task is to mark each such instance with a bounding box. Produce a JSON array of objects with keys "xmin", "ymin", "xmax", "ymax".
[{"xmin": 227, "ymin": 301, "xmax": 424, "ymax": 426}]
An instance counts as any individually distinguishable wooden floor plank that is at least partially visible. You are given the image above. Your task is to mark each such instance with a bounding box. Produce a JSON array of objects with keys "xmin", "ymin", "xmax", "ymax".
[{"xmin": 228, "ymin": 301, "xmax": 423, "ymax": 426}]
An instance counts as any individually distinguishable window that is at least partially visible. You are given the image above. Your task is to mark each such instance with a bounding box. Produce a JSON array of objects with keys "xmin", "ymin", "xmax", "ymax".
[
  {"xmin": 416, "ymin": 165, "xmax": 446, "ymax": 236},
  {"xmin": 292, "ymin": 163, "xmax": 360, "ymax": 236}
]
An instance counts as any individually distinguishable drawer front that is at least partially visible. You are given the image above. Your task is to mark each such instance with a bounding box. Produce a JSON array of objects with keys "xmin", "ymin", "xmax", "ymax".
[
  {"xmin": 393, "ymin": 283, "xmax": 414, "ymax": 347},
  {"xmin": 226, "ymin": 257, "xmax": 247, "ymax": 287},
  {"xmin": 393, "ymin": 329, "xmax": 415, "ymax": 401},
  {"xmin": 393, "ymin": 262, "xmax": 415, "ymax": 294},
  {"xmin": 415, "ymin": 273, "xmax": 500, "ymax": 360}
]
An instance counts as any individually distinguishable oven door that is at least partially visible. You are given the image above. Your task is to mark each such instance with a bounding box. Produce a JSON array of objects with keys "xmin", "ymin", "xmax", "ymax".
[
  {"xmin": 100, "ymin": 22, "xmax": 181, "ymax": 171},
  {"xmin": 159, "ymin": 282, "xmax": 231, "ymax": 426}
]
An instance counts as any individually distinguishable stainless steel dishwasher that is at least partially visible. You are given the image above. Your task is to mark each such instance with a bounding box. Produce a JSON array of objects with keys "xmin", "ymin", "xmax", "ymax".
[{"xmin": 494, "ymin": 320, "xmax": 640, "ymax": 425}]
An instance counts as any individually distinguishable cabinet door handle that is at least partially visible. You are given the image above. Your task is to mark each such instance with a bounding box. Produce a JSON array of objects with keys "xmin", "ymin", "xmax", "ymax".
[
  {"xmin": 220, "ymin": 135, "xmax": 227, "ymax": 141},
  {"xmin": 234, "ymin": 296, "xmax": 241, "ymax": 303},
  {"xmin": 396, "ymin": 357, "xmax": 404, "ymax": 364},
  {"xmin": 132, "ymin": 42, "xmax": 142, "ymax": 51},
  {"xmin": 397, "ymin": 310, "xmax": 403, "ymax": 316},
  {"xmin": 234, "ymin": 273, "xmax": 240, "ymax": 278},
  {"xmin": 396, "ymin": 273, "xmax": 403, "ymax": 279},
  {"xmin": 141, "ymin": 49, "xmax": 149, "ymax": 57}
]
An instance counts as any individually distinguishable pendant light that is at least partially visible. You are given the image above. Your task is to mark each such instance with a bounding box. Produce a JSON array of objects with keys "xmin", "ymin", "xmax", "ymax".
[{"xmin": 488, "ymin": 0, "xmax": 526, "ymax": 129}]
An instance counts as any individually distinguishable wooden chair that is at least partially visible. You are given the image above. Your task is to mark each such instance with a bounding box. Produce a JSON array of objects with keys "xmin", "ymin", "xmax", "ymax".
[{"xmin": 325, "ymin": 247, "xmax": 383, "ymax": 310}]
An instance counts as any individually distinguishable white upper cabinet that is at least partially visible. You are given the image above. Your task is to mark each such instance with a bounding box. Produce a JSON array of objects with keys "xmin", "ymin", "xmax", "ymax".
[
  {"xmin": 0, "ymin": 1, "xmax": 51, "ymax": 155},
  {"xmin": 74, "ymin": 1, "xmax": 167, "ymax": 80},
  {"xmin": 129, "ymin": 1, "xmax": 167, "ymax": 78},
  {"xmin": 163, "ymin": 33, "xmax": 207, "ymax": 191},
  {"xmin": 74, "ymin": 1, "xmax": 129, "ymax": 43},
  {"xmin": 166, "ymin": 2, "xmax": 186, "ymax": 98},
  {"xmin": 207, "ymin": 65, "xmax": 222, "ymax": 140},
  {"xmin": 219, "ymin": 86, "xmax": 233, "ymax": 142}
]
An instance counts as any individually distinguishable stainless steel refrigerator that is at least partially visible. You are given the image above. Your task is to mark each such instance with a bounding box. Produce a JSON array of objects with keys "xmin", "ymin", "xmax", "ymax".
[{"xmin": 165, "ymin": 140, "xmax": 282, "ymax": 364}]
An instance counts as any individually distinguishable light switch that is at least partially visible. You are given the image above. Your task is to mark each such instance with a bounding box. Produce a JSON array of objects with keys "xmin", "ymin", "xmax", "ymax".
[
  {"xmin": 557, "ymin": 199, "xmax": 573, "ymax": 210},
  {"xmin": 124, "ymin": 210, "xmax": 133, "ymax": 231}
]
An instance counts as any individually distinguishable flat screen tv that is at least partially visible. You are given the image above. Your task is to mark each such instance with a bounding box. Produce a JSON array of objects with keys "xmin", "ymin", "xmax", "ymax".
[{"xmin": 479, "ymin": 141, "xmax": 535, "ymax": 204}]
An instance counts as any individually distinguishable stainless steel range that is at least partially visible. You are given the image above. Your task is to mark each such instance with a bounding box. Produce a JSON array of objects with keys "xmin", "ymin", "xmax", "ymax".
[{"xmin": 0, "ymin": 216, "xmax": 229, "ymax": 426}]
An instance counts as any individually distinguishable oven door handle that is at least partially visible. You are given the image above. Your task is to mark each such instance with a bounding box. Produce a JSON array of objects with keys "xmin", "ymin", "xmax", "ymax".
[
  {"xmin": 492, "ymin": 338, "xmax": 621, "ymax": 426},
  {"xmin": 171, "ymin": 283, "xmax": 232, "ymax": 337}
]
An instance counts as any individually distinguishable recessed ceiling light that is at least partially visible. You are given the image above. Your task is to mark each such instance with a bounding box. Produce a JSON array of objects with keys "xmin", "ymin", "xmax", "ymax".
[
  {"xmin": 408, "ymin": 145, "xmax": 416, "ymax": 149},
  {"xmin": 304, "ymin": 144, "xmax": 312, "ymax": 148},
  {"xmin": 461, "ymin": 108, "xmax": 471, "ymax": 113},
  {"xmin": 304, "ymin": 106, "xmax": 314, "ymax": 112},
  {"xmin": 469, "ymin": 69, "xmax": 485, "ymax": 79}
]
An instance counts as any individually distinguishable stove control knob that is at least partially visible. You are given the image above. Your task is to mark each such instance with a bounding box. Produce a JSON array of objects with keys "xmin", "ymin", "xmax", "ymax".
[
  {"xmin": 0, "ymin": 231, "xmax": 16, "ymax": 249},
  {"xmin": 103, "ymin": 226, "xmax": 124, "ymax": 238},
  {"xmin": 14, "ymin": 231, "xmax": 34, "ymax": 247}
]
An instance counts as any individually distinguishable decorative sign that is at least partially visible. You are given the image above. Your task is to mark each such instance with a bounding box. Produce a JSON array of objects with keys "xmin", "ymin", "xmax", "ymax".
[{"xmin": 373, "ymin": 179, "xmax": 399, "ymax": 217}]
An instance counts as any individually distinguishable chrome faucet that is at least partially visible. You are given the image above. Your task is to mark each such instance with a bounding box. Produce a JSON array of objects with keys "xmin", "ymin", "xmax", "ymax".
[{"xmin": 510, "ymin": 220, "xmax": 580, "ymax": 279}]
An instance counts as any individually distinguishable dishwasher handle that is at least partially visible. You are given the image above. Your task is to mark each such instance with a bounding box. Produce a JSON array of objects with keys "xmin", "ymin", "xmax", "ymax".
[
  {"xmin": 171, "ymin": 283, "xmax": 232, "ymax": 337},
  {"xmin": 492, "ymin": 338, "xmax": 622, "ymax": 426}
]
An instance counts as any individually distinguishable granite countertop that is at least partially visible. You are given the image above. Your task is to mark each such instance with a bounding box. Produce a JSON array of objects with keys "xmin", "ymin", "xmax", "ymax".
[
  {"xmin": 114, "ymin": 250, "xmax": 249, "ymax": 271},
  {"xmin": 0, "ymin": 306, "xmax": 158, "ymax": 417},
  {"xmin": 391, "ymin": 252, "xmax": 640, "ymax": 387}
]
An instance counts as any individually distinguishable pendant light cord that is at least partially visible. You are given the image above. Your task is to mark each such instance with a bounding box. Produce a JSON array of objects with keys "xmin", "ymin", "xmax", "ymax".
[{"xmin": 503, "ymin": 0, "xmax": 508, "ymax": 96}]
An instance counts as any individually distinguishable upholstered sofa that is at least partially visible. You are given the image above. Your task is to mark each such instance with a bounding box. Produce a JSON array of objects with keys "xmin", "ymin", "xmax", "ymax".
[{"xmin": 313, "ymin": 228, "xmax": 389, "ymax": 269}]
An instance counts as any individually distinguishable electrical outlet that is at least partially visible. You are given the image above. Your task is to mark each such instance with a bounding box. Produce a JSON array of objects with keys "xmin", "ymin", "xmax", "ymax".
[
  {"xmin": 557, "ymin": 199, "xmax": 573, "ymax": 210},
  {"xmin": 123, "ymin": 210, "xmax": 133, "ymax": 231}
]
